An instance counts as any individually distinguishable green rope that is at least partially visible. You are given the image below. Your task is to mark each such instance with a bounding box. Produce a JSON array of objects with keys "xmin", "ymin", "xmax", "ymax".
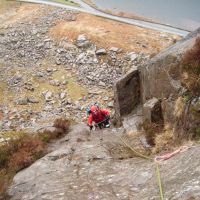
[
  {"xmin": 156, "ymin": 163, "xmax": 164, "ymax": 200},
  {"xmin": 117, "ymin": 135, "xmax": 164, "ymax": 200},
  {"xmin": 119, "ymin": 136, "xmax": 152, "ymax": 160}
]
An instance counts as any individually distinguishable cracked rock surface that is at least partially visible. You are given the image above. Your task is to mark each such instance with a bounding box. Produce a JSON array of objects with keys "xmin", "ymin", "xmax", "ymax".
[{"xmin": 8, "ymin": 124, "xmax": 200, "ymax": 200}]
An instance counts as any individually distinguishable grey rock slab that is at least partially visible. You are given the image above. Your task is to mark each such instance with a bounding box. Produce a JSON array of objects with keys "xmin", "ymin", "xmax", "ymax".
[
  {"xmin": 76, "ymin": 34, "xmax": 91, "ymax": 48},
  {"xmin": 107, "ymin": 101, "xmax": 114, "ymax": 108},
  {"xmin": 49, "ymin": 80, "xmax": 60, "ymax": 86},
  {"xmin": 96, "ymin": 48, "xmax": 107, "ymax": 55},
  {"xmin": 98, "ymin": 81, "xmax": 106, "ymax": 87},
  {"xmin": 60, "ymin": 92, "xmax": 66, "ymax": 99},
  {"xmin": 27, "ymin": 97, "xmax": 39, "ymax": 104},
  {"xmin": 77, "ymin": 34, "xmax": 87, "ymax": 42},
  {"xmin": 143, "ymin": 97, "xmax": 163, "ymax": 123},
  {"xmin": 109, "ymin": 47, "xmax": 122, "ymax": 53},
  {"xmin": 35, "ymin": 72, "xmax": 45, "ymax": 77},
  {"xmin": 103, "ymin": 96, "xmax": 109, "ymax": 101},
  {"xmin": 45, "ymin": 91, "xmax": 53, "ymax": 101},
  {"xmin": 8, "ymin": 123, "xmax": 200, "ymax": 200},
  {"xmin": 16, "ymin": 98, "xmax": 28, "ymax": 105},
  {"xmin": 126, "ymin": 52, "xmax": 138, "ymax": 61}
]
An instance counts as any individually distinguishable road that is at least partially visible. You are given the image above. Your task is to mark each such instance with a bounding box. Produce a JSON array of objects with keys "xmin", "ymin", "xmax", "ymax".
[{"xmin": 19, "ymin": 0, "xmax": 190, "ymax": 36}]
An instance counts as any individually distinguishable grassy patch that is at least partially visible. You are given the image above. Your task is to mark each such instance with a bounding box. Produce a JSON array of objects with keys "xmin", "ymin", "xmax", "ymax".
[
  {"xmin": 0, "ymin": 131, "xmax": 27, "ymax": 140},
  {"xmin": 49, "ymin": 0, "xmax": 80, "ymax": 7},
  {"xmin": 140, "ymin": 120, "xmax": 163, "ymax": 146},
  {"xmin": 174, "ymin": 96, "xmax": 185, "ymax": 118},
  {"xmin": 196, "ymin": 126, "xmax": 200, "ymax": 138},
  {"xmin": 67, "ymin": 77, "xmax": 87, "ymax": 101},
  {"xmin": 153, "ymin": 124, "xmax": 175, "ymax": 153},
  {"xmin": 0, "ymin": 82, "xmax": 7, "ymax": 104},
  {"xmin": 53, "ymin": 69, "xmax": 88, "ymax": 101},
  {"xmin": 0, "ymin": 118, "xmax": 70, "ymax": 198},
  {"xmin": 181, "ymin": 37, "xmax": 200, "ymax": 97}
]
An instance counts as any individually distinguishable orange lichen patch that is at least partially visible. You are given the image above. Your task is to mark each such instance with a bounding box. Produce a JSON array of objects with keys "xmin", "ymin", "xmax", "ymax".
[{"xmin": 49, "ymin": 12, "xmax": 180, "ymax": 54}]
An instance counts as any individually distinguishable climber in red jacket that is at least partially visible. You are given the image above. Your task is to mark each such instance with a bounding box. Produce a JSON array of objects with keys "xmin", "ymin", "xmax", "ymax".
[{"xmin": 88, "ymin": 105, "xmax": 110, "ymax": 130}]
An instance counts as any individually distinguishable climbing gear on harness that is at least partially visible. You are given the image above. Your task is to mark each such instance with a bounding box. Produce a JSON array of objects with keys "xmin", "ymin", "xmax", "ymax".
[{"xmin": 94, "ymin": 117, "xmax": 110, "ymax": 129}]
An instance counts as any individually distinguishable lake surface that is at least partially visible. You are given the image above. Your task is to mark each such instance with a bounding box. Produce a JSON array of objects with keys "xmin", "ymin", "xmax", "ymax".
[{"xmin": 92, "ymin": 0, "xmax": 200, "ymax": 31}]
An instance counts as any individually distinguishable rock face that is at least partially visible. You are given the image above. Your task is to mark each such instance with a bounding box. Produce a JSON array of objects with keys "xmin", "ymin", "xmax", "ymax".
[
  {"xmin": 114, "ymin": 27, "xmax": 200, "ymax": 137},
  {"xmin": 143, "ymin": 97, "xmax": 163, "ymax": 123},
  {"xmin": 113, "ymin": 67, "xmax": 140, "ymax": 126},
  {"xmin": 140, "ymin": 30, "xmax": 200, "ymax": 103},
  {"xmin": 8, "ymin": 124, "xmax": 200, "ymax": 200}
]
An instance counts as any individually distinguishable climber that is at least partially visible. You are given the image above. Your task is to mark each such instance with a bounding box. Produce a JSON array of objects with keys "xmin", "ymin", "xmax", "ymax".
[{"xmin": 87, "ymin": 105, "xmax": 110, "ymax": 130}]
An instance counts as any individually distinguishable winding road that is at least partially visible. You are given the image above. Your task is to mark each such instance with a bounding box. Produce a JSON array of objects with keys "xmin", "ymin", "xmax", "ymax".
[{"xmin": 19, "ymin": 0, "xmax": 190, "ymax": 36}]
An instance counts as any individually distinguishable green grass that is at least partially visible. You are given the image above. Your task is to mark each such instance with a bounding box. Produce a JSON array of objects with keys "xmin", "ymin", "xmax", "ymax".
[{"xmin": 49, "ymin": 0, "xmax": 80, "ymax": 7}]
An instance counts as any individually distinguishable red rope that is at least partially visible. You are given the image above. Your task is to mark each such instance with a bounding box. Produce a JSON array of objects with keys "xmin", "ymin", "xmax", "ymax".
[{"xmin": 154, "ymin": 146, "xmax": 189, "ymax": 163}]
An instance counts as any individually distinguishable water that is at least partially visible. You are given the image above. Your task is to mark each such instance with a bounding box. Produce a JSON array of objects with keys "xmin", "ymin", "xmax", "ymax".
[{"xmin": 92, "ymin": 0, "xmax": 200, "ymax": 31}]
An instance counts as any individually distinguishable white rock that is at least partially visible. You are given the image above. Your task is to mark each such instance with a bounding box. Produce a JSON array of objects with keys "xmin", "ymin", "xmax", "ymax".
[
  {"xmin": 60, "ymin": 92, "xmax": 66, "ymax": 99},
  {"xmin": 77, "ymin": 34, "xmax": 87, "ymax": 42},
  {"xmin": 108, "ymin": 102, "xmax": 114, "ymax": 108},
  {"xmin": 45, "ymin": 91, "xmax": 53, "ymax": 101},
  {"xmin": 127, "ymin": 52, "xmax": 138, "ymax": 61},
  {"xmin": 99, "ymin": 81, "xmax": 106, "ymax": 87}
]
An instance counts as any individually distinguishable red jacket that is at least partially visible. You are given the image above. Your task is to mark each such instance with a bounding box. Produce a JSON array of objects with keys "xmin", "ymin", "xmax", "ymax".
[{"xmin": 88, "ymin": 109, "xmax": 110, "ymax": 126}]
